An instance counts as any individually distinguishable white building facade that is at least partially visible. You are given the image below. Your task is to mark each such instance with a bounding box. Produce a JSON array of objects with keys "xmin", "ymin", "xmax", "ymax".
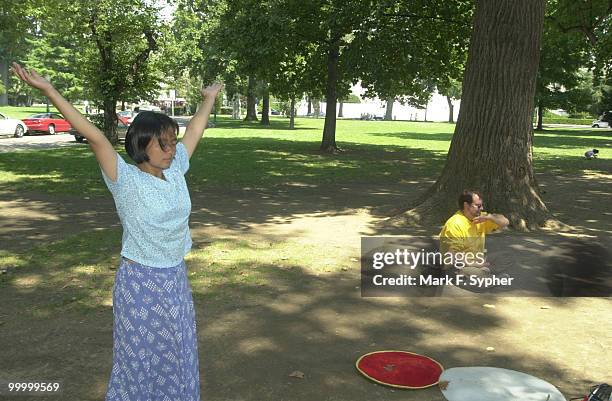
[{"xmin": 295, "ymin": 83, "xmax": 460, "ymax": 122}]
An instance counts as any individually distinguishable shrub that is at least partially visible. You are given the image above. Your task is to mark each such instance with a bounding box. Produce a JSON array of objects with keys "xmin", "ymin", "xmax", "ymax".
[{"xmin": 541, "ymin": 118, "xmax": 592, "ymax": 125}]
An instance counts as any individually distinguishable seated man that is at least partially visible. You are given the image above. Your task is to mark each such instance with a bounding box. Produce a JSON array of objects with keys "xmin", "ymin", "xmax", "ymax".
[{"xmin": 439, "ymin": 190, "xmax": 509, "ymax": 276}]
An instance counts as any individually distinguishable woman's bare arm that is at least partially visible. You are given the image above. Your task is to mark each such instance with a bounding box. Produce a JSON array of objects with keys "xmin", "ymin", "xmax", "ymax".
[
  {"xmin": 11, "ymin": 63, "xmax": 119, "ymax": 181},
  {"xmin": 181, "ymin": 83, "xmax": 223, "ymax": 158}
]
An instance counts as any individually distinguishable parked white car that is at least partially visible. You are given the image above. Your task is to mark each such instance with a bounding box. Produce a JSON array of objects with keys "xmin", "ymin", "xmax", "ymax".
[
  {"xmin": 592, "ymin": 111, "xmax": 611, "ymax": 128},
  {"xmin": 591, "ymin": 119, "xmax": 610, "ymax": 128},
  {"xmin": 0, "ymin": 112, "xmax": 27, "ymax": 138}
]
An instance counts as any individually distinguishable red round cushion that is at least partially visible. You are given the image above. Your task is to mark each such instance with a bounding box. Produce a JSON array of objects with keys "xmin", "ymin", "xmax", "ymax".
[{"xmin": 356, "ymin": 351, "xmax": 443, "ymax": 389}]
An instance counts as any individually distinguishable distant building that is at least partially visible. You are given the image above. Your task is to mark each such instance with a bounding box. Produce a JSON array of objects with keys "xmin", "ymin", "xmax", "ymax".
[{"xmin": 296, "ymin": 82, "xmax": 460, "ymax": 122}]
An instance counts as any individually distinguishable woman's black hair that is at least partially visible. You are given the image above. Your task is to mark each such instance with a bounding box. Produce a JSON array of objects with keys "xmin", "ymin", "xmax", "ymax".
[{"xmin": 125, "ymin": 111, "xmax": 179, "ymax": 164}]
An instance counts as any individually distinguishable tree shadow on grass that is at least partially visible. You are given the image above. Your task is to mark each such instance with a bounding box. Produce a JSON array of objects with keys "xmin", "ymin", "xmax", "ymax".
[
  {"xmin": 535, "ymin": 128, "xmax": 612, "ymax": 138},
  {"xmin": 0, "ymin": 232, "xmax": 607, "ymax": 401},
  {"xmin": 364, "ymin": 128, "xmax": 612, "ymax": 151},
  {"xmin": 211, "ymin": 118, "xmax": 319, "ymax": 132},
  {"xmin": 534, "ymin": 131, "xmax": 612, "ymax": 149},
  {"xmin": 0, "ymin": 137, "xmax": 446, "ymax": 197},
  {"xmin": 363, "ymin": 131, "xmax": 454, "ymax": 143}
]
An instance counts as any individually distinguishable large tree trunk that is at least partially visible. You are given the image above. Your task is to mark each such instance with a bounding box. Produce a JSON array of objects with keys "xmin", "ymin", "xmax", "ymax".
[
  {"xmin": 307, "ymin": 96, "xmax": 312, "ymax": 115},
  {"xmin": 261, "ymin": 82, "xmax": 270, "ymax": 125},
  {"xmin": 289, "ymin": 98, "xmax": 295, "ymax": 129},
  {"xmin": 320, "ymin": 43, "xmax": 340, "ymax": 152},
  {"xmin": 338, "ymin": 101, "xmax": 344, "ymax": 117},
  {"xmin": 402, "ymin": 0, "xmax": 550, "ymax": 230},
  {"xmin": 384, "ymin": 97, "xmax": 394, "ymax": 120},
  {"xmin": 0, "ymin": 58, "xmax": 8, "ymax": 106},
  {"xmin": 536, "ymin": 103, "xmax": 544, "ymax": 130},
  {"xmin": 447, "ymin": 96, "xmax": 455, "ymax": 123},
  {"xmin": 103, "ymin": 98, "xmax": 119, "ymax": 145},
  {"xmin": 244, "ymin": 76, "xmax": 258, "ymax": 121}
]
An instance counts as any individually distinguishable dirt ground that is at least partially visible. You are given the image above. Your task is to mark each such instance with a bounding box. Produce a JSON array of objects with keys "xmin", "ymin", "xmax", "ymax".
[{"xmin": 0, "ymin": 169, "xmax": 610, "ymax": 401}]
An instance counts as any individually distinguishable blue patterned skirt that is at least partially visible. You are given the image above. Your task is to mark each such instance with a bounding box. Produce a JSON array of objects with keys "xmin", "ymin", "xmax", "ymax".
[{"xmin": 105, "ymin": 258, "xmax": 200, "ymax": 401}]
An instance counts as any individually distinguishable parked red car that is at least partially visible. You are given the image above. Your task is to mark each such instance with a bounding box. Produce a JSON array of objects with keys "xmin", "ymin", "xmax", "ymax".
[
  {"xmin": 22, "ymin": 113, "xmax": 72, "ymax": 135},
  {"xmin": 117, "ymin": 110, "xmax": 137, "ymax": 125}
]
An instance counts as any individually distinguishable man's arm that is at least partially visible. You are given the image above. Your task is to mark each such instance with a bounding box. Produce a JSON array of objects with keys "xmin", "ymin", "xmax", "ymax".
[
  {"xmin": 181, "ymin": 83, "xmax": 223, "ymax": 158},
  {"xmin": 474, "ymin": 213, "xmax": 509, "ymax": 228}
]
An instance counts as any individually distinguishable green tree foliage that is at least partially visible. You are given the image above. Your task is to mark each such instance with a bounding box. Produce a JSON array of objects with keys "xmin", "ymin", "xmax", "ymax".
[
  {"xmin": 0, "ymin": 0, "xmax": 41, "ymax": 105},
  {"xmin": 171, "ymin": 0, "xmax": 251, "ymax": 116},
  {"xmin": 170, "ymin": 0, "xmax": 226, "ymax": 82},
  {"xmin": 53, "ymin": 0, "xmax": 166, "ymax": 142},
  {"xmin": 20, "ymin": 30, "xmax": 84, "ymax": 103},
  {"xmin": 547, "ymin": 0, "xmax": 611, "ymax": 77},
  {"xmin": 545, "ymin": 0, "xmax": 611, "ymax": 116},
  {"xmin": 279, "ymin": 0, "xmax": 471, "ymax": 150},
  {"xmin": 534, "ymin": 14, "xmax": 591, "ymax": 128},
  {"xmin": 598, "ymin": 76, "xmax": 612, "ymax": 115},
  {"xmin": 341, "ymin": 94, "xmax": 361, "ymax": 103},
  {"xmin": 351, "ymin": 1, "xmax": 472, "ymax": 107},
  {"xmin": 562, "ymin": 69, "xmax": 601, "ymax": 116}
]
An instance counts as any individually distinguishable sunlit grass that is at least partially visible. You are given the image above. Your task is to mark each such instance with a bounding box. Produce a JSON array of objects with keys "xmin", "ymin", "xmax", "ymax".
[{"xmin": 1, "ymin": 117, "xmax": 607, "ymax": 196}]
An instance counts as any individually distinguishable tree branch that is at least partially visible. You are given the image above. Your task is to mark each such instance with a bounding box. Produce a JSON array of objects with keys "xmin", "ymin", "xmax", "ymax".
[
  {"xmin": 546, "ymin": 1, "xmax": 612, "ymax": 46},
  {"xmin": 131, "ymin": 28, "xmax": 158, "ymax": 77}
]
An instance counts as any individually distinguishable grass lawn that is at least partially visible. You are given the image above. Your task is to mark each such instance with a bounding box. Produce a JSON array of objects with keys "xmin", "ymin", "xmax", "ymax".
[{"xmin": 0, "ymin": 116, "xmax": 609, "ymax": 196}]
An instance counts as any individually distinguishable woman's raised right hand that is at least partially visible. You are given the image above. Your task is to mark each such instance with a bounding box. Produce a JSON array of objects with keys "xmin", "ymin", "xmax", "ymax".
[{"xmin": 11, "ymin": 62, "xmax": 54, "ymax": 93}]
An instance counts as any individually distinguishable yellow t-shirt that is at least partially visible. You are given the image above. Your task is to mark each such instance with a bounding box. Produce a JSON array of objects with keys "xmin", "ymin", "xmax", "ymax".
[{"xmin": 439, "ymin": 211, "xmax": 499, "ymax": 254}]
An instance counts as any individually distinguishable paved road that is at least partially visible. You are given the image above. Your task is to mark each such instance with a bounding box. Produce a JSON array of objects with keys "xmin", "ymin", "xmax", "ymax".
[
  {"xmin": 0, "ymin": 133, "xmax": 81, "ymax": 153},
  {"xmin": 0, "ymin": 116, "xmax": 192, "ymax": 153}
]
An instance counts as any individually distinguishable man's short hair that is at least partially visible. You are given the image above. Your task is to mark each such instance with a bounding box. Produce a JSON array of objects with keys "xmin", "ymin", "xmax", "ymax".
[
  {"xmin": 125, "ymin": 111, "xmax": 179, "ymax": 164},
  {"xmin": 458, "ymin": 190, "xmax": 481, "ymax": 210}
]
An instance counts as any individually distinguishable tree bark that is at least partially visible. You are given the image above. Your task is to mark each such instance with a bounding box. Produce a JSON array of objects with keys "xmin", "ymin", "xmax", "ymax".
[
  {"xmin": 313, "ymin": 99, "xmax": 320, "ymax": 118},
  {"xmin": 307, "ymin": 96, "xmax": 312, "ymax": 115},
  {"xmin": 244, "ymin": 76, "xmax": 258, "ymax": 121},
  {"xmin": 403, "ymin": 0, "xmax": 551, "ymax": 230},
  {"xmin": 0, "ymin": 58, "xmax": 9, "ymax": 106},
  {"xmin": 536, "ymin": 103, "xmax": 544, "ymax": 130},
  {"xmin": 103, "ymin": 98, "xmax": 118, "ymax": 144},
  {"xmin": 447, "ymin": 96, "xmax": 454, "ymax": 123},
  {"xmin": 232, "ymin": 93, "xmax": 241, "ymax": 119},
  {"xmin": 384, "ymin": 97, "xmax": 394, "ymax": 120},
  {"xmin": 338, "ymin": 101, "xmax": 344, "ymax": 117},
  {"xmin": 289, "ymin": 98, "xmax": 295, "ymax": 129},
  {"xmin": 320, "ymin": 43, "xmax": 340, "ymax": 152},
  {"xmin": 261, "ymin": 82, "xmax": 270, "ymax": 125}
]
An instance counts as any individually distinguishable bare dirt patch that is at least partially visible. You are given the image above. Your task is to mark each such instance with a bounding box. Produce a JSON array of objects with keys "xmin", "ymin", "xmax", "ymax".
[{"xmin": 0, "ymin": 172, "xmax": 610, "ymax": 401}]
